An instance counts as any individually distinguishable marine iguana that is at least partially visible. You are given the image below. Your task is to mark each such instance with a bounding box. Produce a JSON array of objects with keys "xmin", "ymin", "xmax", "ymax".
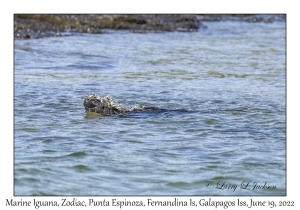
[
  {"xmin": 84, "ymin": 94, "xmax": 246, "ymax": 116},
  {"xmin": 84, "ymin": 94, "xmax": 145, "ymax": 115}
]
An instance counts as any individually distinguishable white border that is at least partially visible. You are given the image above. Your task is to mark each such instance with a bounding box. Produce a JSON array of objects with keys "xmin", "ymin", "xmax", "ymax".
[{"xmin": 2, "ymin": 0, "xmax": 298, "ymax": 209}]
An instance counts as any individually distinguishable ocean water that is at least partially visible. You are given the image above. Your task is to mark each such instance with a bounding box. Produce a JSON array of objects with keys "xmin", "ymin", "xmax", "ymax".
[{"xmin": 14, "ymin": 20, "xmax": 286, "ymax": 195}]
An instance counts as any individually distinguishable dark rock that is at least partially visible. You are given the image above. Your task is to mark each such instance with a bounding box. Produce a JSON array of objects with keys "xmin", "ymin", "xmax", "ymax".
[
  {"xmin": 14, "ymin": 14, "xmax": 202, "ymax": 39},
  {"xmin": 14, "ymin": 14, "xmax": 285, "ymax": 39}
]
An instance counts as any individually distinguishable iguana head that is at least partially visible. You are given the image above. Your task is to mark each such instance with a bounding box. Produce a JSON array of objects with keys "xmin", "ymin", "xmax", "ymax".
[{"xmin": 83, "ymin": 94, "xmax": 122, "ymax": 115}]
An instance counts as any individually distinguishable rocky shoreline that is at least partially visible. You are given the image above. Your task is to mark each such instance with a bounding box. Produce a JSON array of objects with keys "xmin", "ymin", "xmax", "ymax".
[{"xmin": 14, "ymin": 14, "xmax": 285, "ymax": 39}]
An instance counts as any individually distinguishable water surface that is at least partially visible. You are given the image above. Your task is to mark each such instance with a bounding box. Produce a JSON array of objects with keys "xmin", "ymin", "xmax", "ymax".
[{"xmin": 14, "ymin": 20, "xmax": 286, "ymax": 195}]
